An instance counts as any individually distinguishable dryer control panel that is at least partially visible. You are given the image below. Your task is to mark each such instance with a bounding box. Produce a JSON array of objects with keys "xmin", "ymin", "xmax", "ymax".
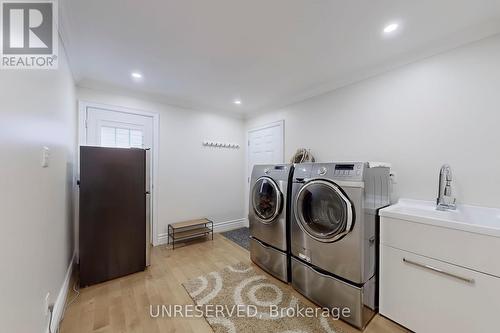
[
  {"xmin": 293, "ymin": 162, "xmax": 366, "ymax": 182},
  {"xmin": 332, "ymin": 163, "xmax": 364, "ymax": 179},
  {"xmin": 312, "ymin": 162, "xmax": 365, "ymax": 181}
]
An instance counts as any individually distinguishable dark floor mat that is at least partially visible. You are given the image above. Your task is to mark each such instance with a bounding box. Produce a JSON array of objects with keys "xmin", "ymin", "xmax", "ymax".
[{"xmin": 221, "ymin": 227, "xmax": 250, "ymax": 250}]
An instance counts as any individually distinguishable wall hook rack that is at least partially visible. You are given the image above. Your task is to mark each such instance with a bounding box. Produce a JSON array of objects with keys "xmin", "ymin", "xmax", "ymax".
[{"xmin": 203, "ymin": 141, "xmax": 240, "ymax": 149}]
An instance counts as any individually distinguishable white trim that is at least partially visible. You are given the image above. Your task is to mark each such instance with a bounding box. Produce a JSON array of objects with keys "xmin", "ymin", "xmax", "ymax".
[
  {"xmin": 47, "ymin": 252, "xmax": 76, "ymax": 333},
  {"xmin": 213, "ymin": 218, "xmax": 247, "ymax": 233},
  {"xmin": 77, "ymin": 100, "xmax": 161, "ymax": 251},
  {"xmin": 157, "ymin": 218, "xmax": 247, "ymax": 245},
  {"xmin": 157, "ymin": 233, "xmax": 169, "ymax": 245}
]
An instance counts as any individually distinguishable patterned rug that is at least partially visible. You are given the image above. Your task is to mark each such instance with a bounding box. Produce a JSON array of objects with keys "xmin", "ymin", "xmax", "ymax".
[
  {"xmin": 221, "ymin": 227, "xmax": 250, "ymax": 250},
  {"xmin": 183, "ymin": 263, "xmax": 343, "ymax": 333}
]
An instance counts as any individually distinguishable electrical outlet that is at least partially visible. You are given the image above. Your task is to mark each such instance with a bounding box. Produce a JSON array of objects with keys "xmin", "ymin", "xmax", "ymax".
[{"xmin": 44, "ymin": 292, "xmax": 51, "ymax": 316}]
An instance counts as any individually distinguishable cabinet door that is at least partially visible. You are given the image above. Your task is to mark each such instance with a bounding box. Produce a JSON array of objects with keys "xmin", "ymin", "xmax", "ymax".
[{"xmin": 380, "ymin": 245, "xmax": 500, "ymax": 333}]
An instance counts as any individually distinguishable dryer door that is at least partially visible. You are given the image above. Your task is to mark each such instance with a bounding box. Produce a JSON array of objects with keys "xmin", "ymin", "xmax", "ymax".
[
  {"xmin": 252, "ymin": 176, "xmax": 283, "ymax": 224},
  {"xmin": 294, "ymin": 180, "xmax": 354, "ymax": 242}
]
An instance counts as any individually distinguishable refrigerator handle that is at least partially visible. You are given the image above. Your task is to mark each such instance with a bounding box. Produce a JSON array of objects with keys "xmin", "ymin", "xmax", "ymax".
[
  {"xmin": 145, "ymin": 148, "xmax": 152, "ymax": 267},
  {"xmin": 145, "ymin": 148, "xmax": 151, "ymax": 193},
  {"xmin": 145, "ymin": 192, "xmax": 151, "ymax": 266}
]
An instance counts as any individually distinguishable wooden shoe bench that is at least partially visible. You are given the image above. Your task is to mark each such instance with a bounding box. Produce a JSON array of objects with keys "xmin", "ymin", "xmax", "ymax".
[{"xmin": 167, "ymin": 218, "xmax": 214, "ymax": 249}]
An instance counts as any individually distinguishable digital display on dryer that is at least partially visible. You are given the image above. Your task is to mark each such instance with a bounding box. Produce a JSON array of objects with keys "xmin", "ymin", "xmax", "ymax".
[{"xmin": 335, "ymin": 164, "xmax": 354, "ymax": 170}]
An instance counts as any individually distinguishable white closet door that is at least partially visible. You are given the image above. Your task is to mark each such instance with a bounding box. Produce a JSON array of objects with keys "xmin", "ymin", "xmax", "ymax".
[
  {"xmin": 86, "ymin": 107, "xmax": 153, "ymax": 149},
  {"xmin": 247, "ymin": 121, "xmax": 284, "ymax": 181}
]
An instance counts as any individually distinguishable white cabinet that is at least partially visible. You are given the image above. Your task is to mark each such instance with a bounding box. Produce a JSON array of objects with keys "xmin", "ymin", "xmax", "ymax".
[
  {"xmin": 381, "ymin": 216, "xmax": 500, "ymax": 277},
  {"xmin": 379, "ymin": 200, "xmax": 500, "ymax": 333},
  {"xmin": 380, "ymin": 245, "xmax": 500, "ymax": 333}
]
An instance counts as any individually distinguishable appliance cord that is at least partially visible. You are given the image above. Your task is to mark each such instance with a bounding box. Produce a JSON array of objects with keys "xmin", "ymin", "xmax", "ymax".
[{"xmin": 54, "ymin": 279, "xmax": 80, "ymax": 333}]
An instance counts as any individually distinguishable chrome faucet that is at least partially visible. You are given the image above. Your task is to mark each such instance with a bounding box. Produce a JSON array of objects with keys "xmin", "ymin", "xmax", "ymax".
[{"xmin": 436, "ymin": 164, "xmax": 456, "ymax": 211}]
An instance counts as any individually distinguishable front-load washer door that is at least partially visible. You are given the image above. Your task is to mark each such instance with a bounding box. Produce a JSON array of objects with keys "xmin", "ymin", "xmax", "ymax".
[
  {"xmin": 249, "ymin": 176, "xmax": 286, "ymax": 251},
  {"xmin": 252, "ymin": 176, "xmax": 283, "ymax": 224},
  {"xmin": 294, "ymin": 180, "xmax": 354, "ymax": 243}
]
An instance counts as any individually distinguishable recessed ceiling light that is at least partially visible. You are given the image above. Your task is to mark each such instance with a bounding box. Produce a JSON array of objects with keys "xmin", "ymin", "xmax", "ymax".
[
  {"xmin": 131, "ymin": 72, "xmax": 143, "ymax": 80},
  {"xmin": 233, "ymin": 99, "xmax": 242, "ymax": 105},
  {"xmin": 383, "ymin": 23, "xmax": 399, "ymax": 34}
]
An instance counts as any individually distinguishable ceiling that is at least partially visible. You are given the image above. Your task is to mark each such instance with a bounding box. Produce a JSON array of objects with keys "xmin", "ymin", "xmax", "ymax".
[{"xmin": 61, "ymin": 0, "xmax": 500, "ymax": 115}]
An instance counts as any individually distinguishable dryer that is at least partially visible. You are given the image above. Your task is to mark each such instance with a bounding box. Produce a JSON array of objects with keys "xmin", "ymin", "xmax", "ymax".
[
  {"xmin": 290, "ymin": 162, "xmax": 390, "ymax": 329},
  {"xmin": 249, "ymin": 164, "xmax": 293, "ymax": 282}
]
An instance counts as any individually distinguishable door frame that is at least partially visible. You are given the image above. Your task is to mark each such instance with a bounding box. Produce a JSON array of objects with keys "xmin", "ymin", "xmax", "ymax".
[
  {"xmin": 245, "ymin": 120, "xmax": 284, "ymax": 226},
  {"xmin": 77, "ymin": 100, "xmax": 161, "ymax": 247}
]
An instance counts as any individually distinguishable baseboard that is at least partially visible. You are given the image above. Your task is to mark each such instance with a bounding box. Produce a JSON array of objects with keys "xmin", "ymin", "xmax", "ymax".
[
  {"xmin": 156, "ymin": 218, "xmax": 247, "ymax": 245},
  {"xmin": 47, "ymin": 252, "xmax": 76, "ymax": 333},
  {"xmin": 213, "ymin": 218, "xmax": 247, "ymax": 233},
  {"xmin": 157, "ymin": 233, "xmax": 169, "ymax": 245}
]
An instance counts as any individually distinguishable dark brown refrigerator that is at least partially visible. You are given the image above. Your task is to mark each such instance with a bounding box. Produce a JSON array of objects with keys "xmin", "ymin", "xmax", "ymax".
[{"xmin": 79, "ymin": 146, "xmax": 150, "ymax": 287}]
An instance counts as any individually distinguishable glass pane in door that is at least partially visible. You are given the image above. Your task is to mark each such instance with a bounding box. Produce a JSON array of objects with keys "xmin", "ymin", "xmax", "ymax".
[
  {"xmin": 100, "ymin": 126, "xmax": 116, "ymax": 147},
  {"xmin": 130, "ymin": 129, "xmax": 143, "ymax": 148},
  {"xmin": 116, "ymin": 128, "xmax": 130, "ymax": 147},
  {"xmin": 100, "ymin": 126, "xmax": 144, "ymax": 148}
]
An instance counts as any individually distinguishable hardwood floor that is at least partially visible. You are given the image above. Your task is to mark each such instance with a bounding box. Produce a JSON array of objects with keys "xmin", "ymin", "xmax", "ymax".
[{"xmin": 60, "ymin": 234, "xmax": 408, "ymax": 333}]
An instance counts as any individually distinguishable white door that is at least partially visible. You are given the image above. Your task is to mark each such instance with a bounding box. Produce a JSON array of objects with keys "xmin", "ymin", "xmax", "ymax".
[
  {"xmin": 247, "ymin": 121, "xmax": 284, "ymax": 182},
  {"xmin": 84, "ymin": 107, "xmax": 154, "ymax": 247}
]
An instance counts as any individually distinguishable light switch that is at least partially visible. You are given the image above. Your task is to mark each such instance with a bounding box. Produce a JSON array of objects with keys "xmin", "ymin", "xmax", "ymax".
[
  {"xmin": 41, "ymin": 146, "xmax": 50, "ymax": 168},
  {"xmin": 390, "ymin": 171, "xmax": 397, "ymax": 184}
]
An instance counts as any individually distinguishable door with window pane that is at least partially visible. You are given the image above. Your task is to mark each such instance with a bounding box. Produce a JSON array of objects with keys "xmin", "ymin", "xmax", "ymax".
[{"xmin": 84, "ymin": 106, "xmax": 154, "ymax": 247}]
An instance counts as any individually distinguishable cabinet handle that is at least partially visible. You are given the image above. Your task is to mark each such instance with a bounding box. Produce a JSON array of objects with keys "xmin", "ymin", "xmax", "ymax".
[{"xmin": 402, "ymin": 258, "xmax": 475, "ymax": 284}]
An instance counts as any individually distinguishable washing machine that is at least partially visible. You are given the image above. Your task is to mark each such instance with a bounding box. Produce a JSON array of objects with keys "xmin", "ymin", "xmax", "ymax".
[
  {"xmin": 249, "ymin": 164, "xmax": 293, "ymax": 282},
  {"xmin": 290, "ymin": 162, "xmax": 390, "ymax": 329}
]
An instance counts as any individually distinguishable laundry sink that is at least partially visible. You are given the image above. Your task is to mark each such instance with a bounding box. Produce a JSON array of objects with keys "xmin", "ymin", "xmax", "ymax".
[
  {"xmin": 379, "ymin": 199, "xmax": 500, "ymax": 278},
  {"xmin": 380, "ymin": 198, "xmax": 500, "ymax": 237},
  {"xmin": 379, "ymin": 199, "xmax": 500, "ymax": 333}
]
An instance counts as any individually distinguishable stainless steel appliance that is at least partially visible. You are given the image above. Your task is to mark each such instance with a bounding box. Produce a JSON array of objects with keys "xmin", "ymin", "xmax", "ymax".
[
  {"xmin": 290, "ymin": 162, "xmax": 390, "ymax": 329},
  {"xmin": 79, "ymin": 146, "xmax": 151, "ymax": 287},
  {"xmin": 249, "ymin": 164, "xmax": 293, "ymax": 282}
]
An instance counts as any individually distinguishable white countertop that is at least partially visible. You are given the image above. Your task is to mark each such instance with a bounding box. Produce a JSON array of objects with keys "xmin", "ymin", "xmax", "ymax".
[{"xmin": 380, "ymin": 199, "xmax": 500, "ymax": 238}]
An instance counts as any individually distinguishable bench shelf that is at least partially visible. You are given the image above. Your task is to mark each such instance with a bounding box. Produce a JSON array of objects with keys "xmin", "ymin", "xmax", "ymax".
[{"xmin": 168, "ymin": 218, "xmax": 214, "ymax": 249}]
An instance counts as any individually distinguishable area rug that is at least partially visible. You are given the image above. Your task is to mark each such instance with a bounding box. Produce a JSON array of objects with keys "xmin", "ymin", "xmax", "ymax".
[
  {"xmin": 221, "ymin": 227, "xmax": 250, "ymax": 250},
  {"xmin": 183, "ymin": 263, "xmax": 343, "ymax": 333}
]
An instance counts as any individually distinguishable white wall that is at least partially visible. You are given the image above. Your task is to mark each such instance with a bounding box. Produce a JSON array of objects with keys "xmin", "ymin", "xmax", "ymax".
[
  {"xmin": 0, "ymin": 43, "xmax": 76, "ymax": 332},
  {"xmin": 246, "ymin": 34, "xmax": 500, "ymax": 209},
  {"xmin": 77, "ymin": 87, "xmax": 246, "ymax": 244}
]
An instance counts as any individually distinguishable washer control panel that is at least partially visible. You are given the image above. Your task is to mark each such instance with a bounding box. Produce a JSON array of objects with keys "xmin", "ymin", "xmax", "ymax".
[
  {"xmin": 307, "ymin": 162, "xmax": 365, "ymax": 181},
  {"xmin": 253, "ymin": 164, "xmax": 293, "ymax": 182}
]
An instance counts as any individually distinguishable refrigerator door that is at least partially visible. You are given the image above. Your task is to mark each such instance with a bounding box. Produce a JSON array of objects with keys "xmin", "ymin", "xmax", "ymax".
[{"xmin": 79, "ymin": 146, "xmax": 146, "ymax": 286}]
